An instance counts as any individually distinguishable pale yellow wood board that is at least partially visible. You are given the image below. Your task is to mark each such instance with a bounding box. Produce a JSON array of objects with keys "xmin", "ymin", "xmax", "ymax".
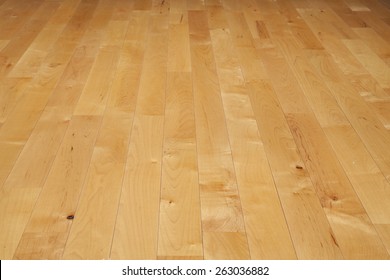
[
  {"xmin": 111, "ymin": 116, "xmax": 164, "ymax": 259},
  {"xmin": 158, "ymin": 73, "xmax": 203, "ymax": 260}
]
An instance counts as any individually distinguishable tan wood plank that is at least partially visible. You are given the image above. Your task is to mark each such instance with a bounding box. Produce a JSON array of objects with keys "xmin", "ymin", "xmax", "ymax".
[
  {"xmin": 0, "ymin": 77, "xmax": 31, "ymax": 124},
  {"xmin": 368, "ymin": 101, "xmax": 390, "ymax": 129},
  {"xmin": 73, "ymin": 47, "xmax": 120, "ymax": 115},
  {"xmin": 376, "ymin": 225, "xmax": 390, "ymax": 255},
  {"xmin": 157, "ymin": 72, "xmax": 203, "ymax": 260},
  {"xmin": 110, "ymin": 115, "xmax": 164, "ymax": 259},
  {"xmin": 0, "ymin": 187, "xmax": 41, "ymax": 259},
  {"xmin": 106, "ymin": 11, "xmax": 149, "ymax": 112},
  {"xmin": 135, "ymin": 19, "xmax": 168, "ymax": 116},
  {"xmin": 225, "ymin": 11, "xmax": 254, "ymax": 47},
  {"xmin": 208, "ymin": 5, "xmax": 229, "ymax": 30},
  {"xmin": 203, "ymin": 232, "xmax": 250, "ymax": 260},
  {"xmin": 352, "ymin": 27, "xmax": 390, "ymax": 66},
  {"xmin": 0, "ymin": 40, "xmax": 9, "ymax": 51},
  {"xmin": 343, "ymin": 39, "xmax": 390, "ymax": 89},
  {"xmin": 356, "ymin": 11, "xmax": 390, "ymax": 44},
  {"xmin": 167, "ymin": 24, "xmax": 191, "ymax": 72}
]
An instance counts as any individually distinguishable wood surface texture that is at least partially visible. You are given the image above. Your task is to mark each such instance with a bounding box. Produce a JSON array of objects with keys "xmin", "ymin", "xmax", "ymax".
[{"xmin": 0, "ymin": 0, "xmax": 389, "ymax": 260}]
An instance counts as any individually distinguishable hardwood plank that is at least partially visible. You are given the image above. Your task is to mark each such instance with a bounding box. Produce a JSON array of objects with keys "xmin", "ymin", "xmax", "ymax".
[
  {"xmin": 0, "ymin": 187, "xmax": 41, "ymax": 259},
  {"xmin": 168, "ymin": 24, "xmax": 191, "ymax": 72},
  {"xmin": 208, "ymin": 5, "xmax": 229, "ymax": 30},
  {"xmin": 111, "ymin": 115, "xmax": 164, "ymax": 259},
  {"xmin": 135, "ymin": 20, "xmax": 168, "ymax": 116},
  {"xmin": 74, "ymin": 47, "xmax": 120, "ymax": 115},
  {"xmin": 203, "ymin": 232, "xmax": 250, "ymax": 260},
  {"xmin": 157, "ymin": 72, "xmax": 203, "ymax": 260},
  {"xmin": 368, "ymin": 101, "xmax": 390, "ymax": 129},
  {"xmin": 0, "ymin": 77, "xmax": 31, "ymax": 124},
  {"xmin": 356, "ymin": 11, "xmax": 390, "ymax": 44},
  {"xmin": 225, "ymin": 11, "xmax": 254, "ymax": 47},
  {"xmin": 376, "ymin": 225, "xmax": 390, "ymax": 255},
  {"xmin": 0, "ymin": 40, "xmax": 8, "ymax": 51},
  {"xmin": 106, "ymin": 41, "xmax": 144, "ymax": 113},
  {"xmin": 343, "ymin": 39, "xmax": 390, "ymax": 89},
  {"xmin": 352, "ymin": 27, "xmax": 390, "ymax": 66}
]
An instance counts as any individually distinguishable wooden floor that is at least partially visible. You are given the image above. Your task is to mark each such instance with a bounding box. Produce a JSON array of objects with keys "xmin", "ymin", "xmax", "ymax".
[{"xmin": 0, "ymin": 0, "xmax": 389, "ymax": 260}]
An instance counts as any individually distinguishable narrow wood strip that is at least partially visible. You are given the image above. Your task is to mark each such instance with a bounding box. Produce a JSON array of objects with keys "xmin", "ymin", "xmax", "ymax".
[
  {"xmin": 73, "ymin": 47, "xmax": 120, "ymax": 115},
  {"xmin": 111, "ymin": 115, "xmax": 164, "ymax": 259},
  {"xmin": 157, "ymin": 72, "xmax": 203, "ymax": 260}
]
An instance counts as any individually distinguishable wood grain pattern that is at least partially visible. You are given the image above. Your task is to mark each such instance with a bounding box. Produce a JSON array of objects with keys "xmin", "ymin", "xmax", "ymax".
[{"xmin": 0, "ymin": 0, "xmax": 389, "ymax": 260}]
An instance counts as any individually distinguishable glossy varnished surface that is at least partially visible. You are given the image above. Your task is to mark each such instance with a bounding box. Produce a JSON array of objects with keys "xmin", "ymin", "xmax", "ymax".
[{"xmin": 0, "ymin": 0, "xmax": 389, "ymax": 259}]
